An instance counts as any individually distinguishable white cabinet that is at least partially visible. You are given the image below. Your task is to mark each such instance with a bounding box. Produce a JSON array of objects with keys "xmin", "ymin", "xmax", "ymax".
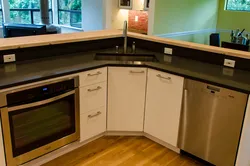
[
  {"xmin": 144, "ymin": 69, "xmax": 184, "ymax": 147},
  {"xmin": 80, "ymin": 107, "xmax": 106, "ymax": 142},
  {"xmin": 79, "ymin": 67, "xmax": 107, "ymax": 142},
  {"xmin": 79, "ymin": 67, "xmax": 107, "ymax": 87},
  {"xmin": 0, "ymin": 119, "xmax": 6, "ymax": 166},
  {"xmin": 119, "ymin": 0, "xmax": 133, "ymax": 9},
  {"xmin": 107, "ymin": 67, "xmax": 147, "ymax": 132},
  {"xmin": 236, "ymin": 97, "xmax": 250, "ymax": 166},
  {"xmin": 79, "ymin": 82, "xmax": 107, "ymax": 114}
]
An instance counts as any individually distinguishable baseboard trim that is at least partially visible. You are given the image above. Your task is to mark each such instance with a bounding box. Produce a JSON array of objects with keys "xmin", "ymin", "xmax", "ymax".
[
  {"xmin": 22, "ymin": 133, "xmax": 105, "ymax": 166},
  {"xmin": 23, "ymin": 131, "xmax": 180, "ymax": 166},
  {"xmin": 105, "ymin": 131, "xmax": 144, "ymax": 136},
  {"xmin": 144, "ymin": 133, "xmax": 180, "ymax": 154}
]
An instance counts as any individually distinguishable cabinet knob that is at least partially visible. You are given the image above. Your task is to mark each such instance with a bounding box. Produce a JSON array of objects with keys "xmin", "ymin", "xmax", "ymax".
[
  {"xmin": 87, "ymin": 86, "xmax": 102, "ymax": 92},
  {"xmin": 130, "ymin": 70, "xmax": 145, "ymax": 74},
  {"xmin": 156, "ymin": 74, "xmax": 171, "ymax": 80},
  {"xmin": 87, "ymin": 71, "xmax": 102, "ymax": 76},
  {"xmin": 88, "ymin": 111, "xmax": 101, "ymax": 118}
]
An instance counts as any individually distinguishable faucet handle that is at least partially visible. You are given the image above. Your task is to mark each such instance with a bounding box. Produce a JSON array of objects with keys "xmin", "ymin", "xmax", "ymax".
[
  {"xmin": 115, "ymin": 46, "xmax": 119, "ymax": 53},
  {"xmin": 123, "ymin": 21, "xmax": 128, "ymax": 37}
]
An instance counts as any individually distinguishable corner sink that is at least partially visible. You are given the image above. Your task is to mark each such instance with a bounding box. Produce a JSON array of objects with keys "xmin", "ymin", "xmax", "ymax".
[{"xmin": 94, "ymin": 53, "xmax": 158, "ymax": 62}]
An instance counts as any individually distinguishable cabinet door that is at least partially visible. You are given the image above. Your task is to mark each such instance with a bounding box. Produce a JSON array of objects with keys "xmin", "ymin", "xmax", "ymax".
[
  {"xmin": 0, "ymin": 119, "xmax": 6, "ymax": 166},
  {"xmin": 107, "ymin": 67, "xmax": 147, "ymax": 131},
  {"xmin": 119, "ymin": 0, "xmax": 133, "ymax": 9},
  {"xmin": 79, "ymin": 82, "xmax": 107, "ymax": 114},
  {"xmin": 79, "ymin": 67, "xmax": 107, "ymax": 87},
  {"xmin": 144, "ymin": 69, "xmax": 184, "ymax": 147},
  {"xmin": 144, "ymin": 0, "xmax": 150, "ymax": 10},
  {"xmin": 236, "ymin": 97, "xmax": 250, "ymax": 166},
  {"xmin": 80, "ymin": 107, "xmax": 106, "ymax": 142}
]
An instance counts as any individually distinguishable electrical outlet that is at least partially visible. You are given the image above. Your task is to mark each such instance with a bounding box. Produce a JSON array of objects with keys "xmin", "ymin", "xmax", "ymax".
[
  {"xmin": 224, "ymin": 59, "xmax": 235, "ymax": 68},
  {"xmin": 3, "ymin": 54, "xmax": 16, "ymax": 63},
  {"xmin": 164, "ymin": 47, "xmax": 173, "ymax": 55},
  {"xmin": 4, "ymin": 63, "xmax": 16, "ymax": 72},
  {"xmin": 222, "ymin": 67, "xmax": 234, "ymax": 76},
  {"xmin": 135, "ymin": 16, "xmax": 138, "ymax": 22},
  {"xmin": 164, "ymin": 55, "xmax": 172, "ymax": 63}
]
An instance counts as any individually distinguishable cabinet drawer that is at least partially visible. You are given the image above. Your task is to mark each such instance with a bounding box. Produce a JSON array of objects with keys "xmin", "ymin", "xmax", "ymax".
[
  {"xmin": 80, "ymin": 82, "xmax": 106, "ymax": 114},
  {"xmin": 79, "ymin": 67, "xmax": 107, "ymax": 87},
  {"xmin": 80, "ymin": 107, "xmax": 106, "ymax": 142}
]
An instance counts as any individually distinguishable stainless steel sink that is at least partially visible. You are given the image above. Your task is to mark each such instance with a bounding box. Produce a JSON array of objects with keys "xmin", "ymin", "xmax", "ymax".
[{"xmin": 94, "ymin": 53, "xmax": 158, "ymax": 62}]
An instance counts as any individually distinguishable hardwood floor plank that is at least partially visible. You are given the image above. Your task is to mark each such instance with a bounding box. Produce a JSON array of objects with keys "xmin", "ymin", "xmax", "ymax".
[{"xmin": 42, "ymin": 136, "xmax": 204, "ymax": 166}]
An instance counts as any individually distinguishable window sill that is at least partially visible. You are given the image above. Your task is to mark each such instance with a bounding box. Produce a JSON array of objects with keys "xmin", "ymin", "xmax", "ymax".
[{"xmin": 59, "ymin": 25, "xmax": 83, "ymax": 31}]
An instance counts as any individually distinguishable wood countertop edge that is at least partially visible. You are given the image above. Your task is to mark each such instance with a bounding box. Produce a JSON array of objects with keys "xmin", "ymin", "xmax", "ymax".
[
  {"xmin": 0, "ymin": 29, "xmax": 249, "ymax": 60},
  {"xmin": 128, "ymin": 32, "xmax": 250, "ymax": 60},
  {"xmin": 0, "ymin": 30, "xmax": 123, "ymax": 51}
]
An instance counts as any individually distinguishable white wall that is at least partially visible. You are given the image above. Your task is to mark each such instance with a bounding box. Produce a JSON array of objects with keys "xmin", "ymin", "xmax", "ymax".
[
  {"xmin": 82, "ymin": 0, "xmax": 105, "ymax": 31},
  {"xmin": 111, "ymin": 0, "xmax": 146, "ymax": 30}
]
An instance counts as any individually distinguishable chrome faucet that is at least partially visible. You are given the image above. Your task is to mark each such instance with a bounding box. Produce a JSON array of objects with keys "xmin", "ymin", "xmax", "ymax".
[{"xmin": 123, "ymin": 21, "xmax": 127, "ymax": 54}]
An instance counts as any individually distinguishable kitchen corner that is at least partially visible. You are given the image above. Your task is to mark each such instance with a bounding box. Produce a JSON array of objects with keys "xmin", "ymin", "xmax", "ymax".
[{"xmin": 0, "ymin": 29, "xmax": 250, "ymax": 166}]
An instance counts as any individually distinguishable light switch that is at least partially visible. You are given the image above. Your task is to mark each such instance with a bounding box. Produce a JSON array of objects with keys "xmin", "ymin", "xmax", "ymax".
[{"xmin": 135, "ymin": 16, "xmax": 139, "ymax": 22}]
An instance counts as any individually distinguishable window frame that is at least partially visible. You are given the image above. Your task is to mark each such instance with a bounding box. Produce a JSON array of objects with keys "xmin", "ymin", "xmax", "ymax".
[
  {"xmin": 225, "ymin": 0, "xmax": 250, "ymax": 12},
  {"xmin": 7, "ymin": 0, "xmax": 53, "ymax": 24},
  {"xmin": 9, "ymin": 8, "xmax": 53, "ymax": 24},
  {"xmin": 57, "ymin": 0, "xmax": 82, "ymax": 28}
]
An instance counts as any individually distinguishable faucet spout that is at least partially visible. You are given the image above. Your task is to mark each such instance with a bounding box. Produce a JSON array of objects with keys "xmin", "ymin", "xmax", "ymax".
[{"xmin": 123, "ymin": 21, "xmax": 128, "ymax": 54}]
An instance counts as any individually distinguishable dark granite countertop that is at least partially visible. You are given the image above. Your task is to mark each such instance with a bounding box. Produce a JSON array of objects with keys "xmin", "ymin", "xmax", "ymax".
[{"xmin": 1, "ymin": 48, "xmax": 250, "ymax": 93}]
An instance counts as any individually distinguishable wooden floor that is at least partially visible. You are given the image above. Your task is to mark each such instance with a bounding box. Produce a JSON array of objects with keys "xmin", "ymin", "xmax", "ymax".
[{"xmin": 42, "ymin": 136, "xmax": 204, "ymax": 166}]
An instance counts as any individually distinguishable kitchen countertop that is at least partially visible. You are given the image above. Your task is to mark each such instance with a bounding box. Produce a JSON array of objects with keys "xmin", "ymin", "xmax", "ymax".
[{"xmin": 1, "ymin": 48, "xmax": 250, "ymax": 93}]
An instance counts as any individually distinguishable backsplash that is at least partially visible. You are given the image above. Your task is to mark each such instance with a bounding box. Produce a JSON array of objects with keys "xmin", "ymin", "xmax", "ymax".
[{"xmin": 128, "ymin": 10, "xmax": 148, "ymax": 34}]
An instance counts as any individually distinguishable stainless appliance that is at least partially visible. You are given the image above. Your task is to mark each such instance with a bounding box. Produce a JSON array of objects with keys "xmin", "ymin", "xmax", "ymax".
[
  {"xmin": 178, "ymin": 79, "xmax": 248, "ymax": 166},
  {"xmin": 0, "ymin": 77, "xmax": 80, "ymax": 166}
]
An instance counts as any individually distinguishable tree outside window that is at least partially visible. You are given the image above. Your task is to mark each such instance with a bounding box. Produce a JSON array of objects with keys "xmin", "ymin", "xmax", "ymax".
[
  {"xmin": 8, "ymin": 0, "xmax": 52, "ymax": 24},
  {"xmin": 0, "ymin": 0, "xmax": 3, "ymax": 23},
  {"xmin": 58, "ymin": 0, "xmax": 81, "ymax": 28},
  {"xmin": 226, "ymin": 0, "xmax": 250, "ymax": 11}
]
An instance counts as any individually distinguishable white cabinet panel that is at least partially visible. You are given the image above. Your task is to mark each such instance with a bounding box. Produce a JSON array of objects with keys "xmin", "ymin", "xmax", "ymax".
[
  {"xmin": 80, "ymin": 107, "xmax": 106, "ymax": 142},
  {"xmin": 236, "ymin": 96, "xmax": 250, "ymax": 166},
  {"xmin": 107, "ymin": 67, "xmax": 147, "ymax": 131},
  {"xmin": 144, "ymin": 69, "xmax": 184, "ymax": 147},
  {"xmin": 0, "ymin": 119, "xmax": 6, "ymax": 166},
  {"xmin": 79, "ymin": 67, "xmax": 107, "ymax": 87},
  {"xmin": 80, "ymin": 82, "xmax": 106, "ymax": 114}
]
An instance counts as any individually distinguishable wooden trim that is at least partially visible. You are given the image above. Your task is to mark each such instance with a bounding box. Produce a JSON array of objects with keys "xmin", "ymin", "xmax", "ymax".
[
  {"xmin": 0, "ymin": 30, "xmax": 122, "ymax": 51},
  {"xmin": 105, "ymin": 131, "xmax": 144, "ymax": 136},
  {"xmin": 128, "ymin": 32, "xmax": 250, "ymax": 60},
  {"xmin": 0, "ymin": 29, "xmax": 250, "ymax": 60}
]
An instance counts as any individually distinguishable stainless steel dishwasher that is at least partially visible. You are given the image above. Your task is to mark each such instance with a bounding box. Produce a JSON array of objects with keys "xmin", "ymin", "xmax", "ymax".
[{"xmin": 178, "ymin": 79, "xmax": 248, "ymax": 166}]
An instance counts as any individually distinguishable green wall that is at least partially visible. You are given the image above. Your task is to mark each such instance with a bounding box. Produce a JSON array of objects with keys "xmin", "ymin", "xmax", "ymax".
[
  {"xmin": 168, "ymin": 33, "xmax": 211, "ymax": 45},
  {"xmin": 217, "ymin": 0, "xmax": 250, "ymax": 42},
  {"xmin": 153, "ymin": 0, "xmax": 219, "ymax": 35},
  {"xmin": 153, "ymin": 0, "xmax": 219, "ymax": 44}
]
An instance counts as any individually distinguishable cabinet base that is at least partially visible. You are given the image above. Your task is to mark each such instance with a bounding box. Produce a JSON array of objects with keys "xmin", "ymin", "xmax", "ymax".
[
  {"xmin": 22, "ymin": 132, "xmax": 180, "ymax": 166},
  {"xmin": 21, "ymin": 133, "xmax": 105, "ymax": 166},
  {"xmin": 144, "ymin": 133, "xmax": 180, "ymax": 154},
  {"xmin": 105, "ymin": 131, "xmax": 144, "ymax": 136}
]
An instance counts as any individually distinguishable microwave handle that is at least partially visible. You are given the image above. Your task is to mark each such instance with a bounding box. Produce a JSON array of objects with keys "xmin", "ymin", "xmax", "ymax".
[{"xmin": 7, "ymin": 90, "xmax": 76, "ymax": 112}]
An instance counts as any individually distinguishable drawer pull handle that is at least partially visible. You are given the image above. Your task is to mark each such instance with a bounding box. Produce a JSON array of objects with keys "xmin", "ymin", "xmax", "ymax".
[
  {"xmin": 88, "ymin": 111, "xmax": 101, "ymax": 118},
  {"xmin": 88, "ymin": 86, "xmax": 102, "ymax": 92},
  {"xmin": 87, "ymin": 71, "xmax": 102, "ymax": 76},
  {"xmin": 156, "ymin": 74, "xmax": 171, "ymax": 80},
  {"xmin": 130, "ymin": 70, "xmax": 145, "ymax": 74}
]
